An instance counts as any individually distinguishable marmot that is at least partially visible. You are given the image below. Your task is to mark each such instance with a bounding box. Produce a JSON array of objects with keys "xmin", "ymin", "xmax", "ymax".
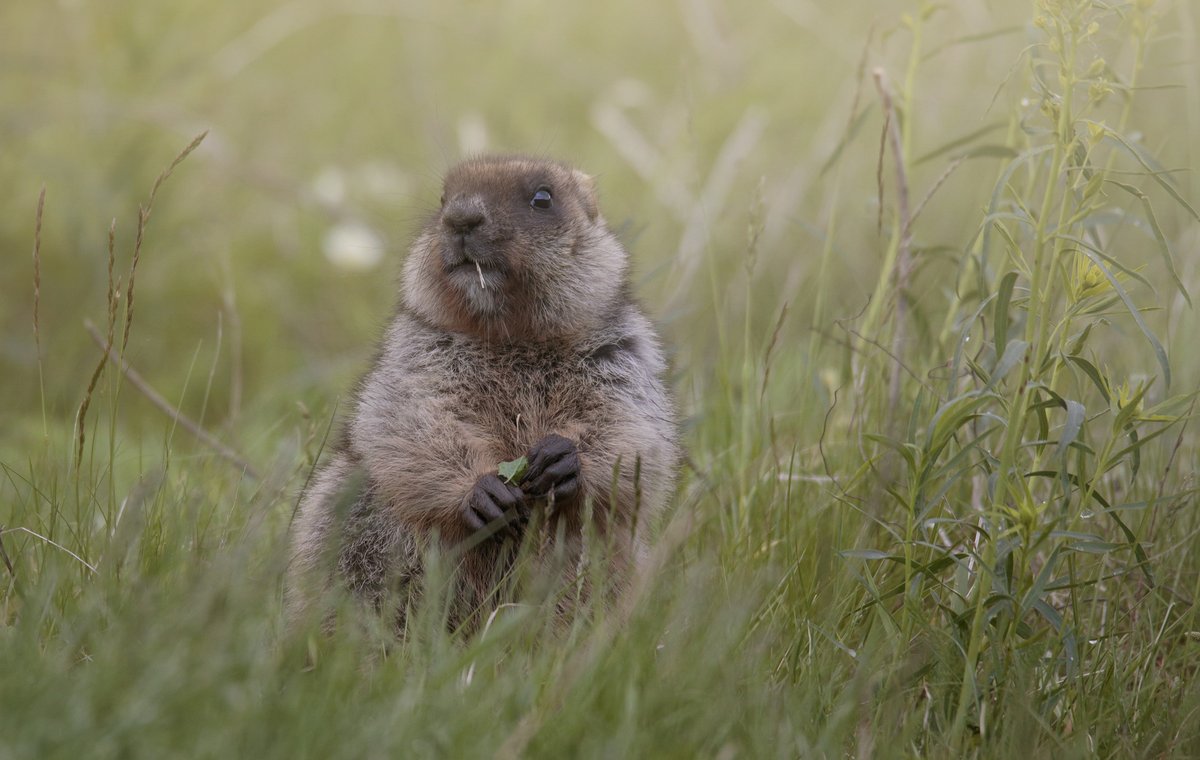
[{"xmin": 287, "ymin": 155, "xmax": 680, "ymax": 631}]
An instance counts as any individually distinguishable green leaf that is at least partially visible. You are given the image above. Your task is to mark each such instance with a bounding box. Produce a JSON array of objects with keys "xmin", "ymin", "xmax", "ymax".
[
  {"xmin": 866, "ymin": 434, "xmax": 919, "ymax": 474},
  {"xmin": 1069, "ymin": 541, "xmax": 1123, "ymax": 554},
  {"xmin": 497, "ymin": 456, "xmax": 529, "ymax": 484},
  {"xmin": 1060, "ymin": 235, "xmax": 1156, "ymax": 292},
  {"xmin": 1113, "ymin": 382, "xmax": 1150, "ymax": 430},
  {"xmin": 1065, "ymin": 323, "xmax": 1094, "ymax": 356},
  {"xmin": 1031, "ymin": 599, "xmax": 1063, "ymax": 631},
  {"xmin": 838, "ymin": 550, "xmax": 896, "ymax": 561},
  {"xmin": 920, "ymin": 25, "xmax": 1023, "ymax": 62},
  {"xmin": 949, "ymin": 294, "xmax": 999, "ymax": 398},
  {"xmin": 1087, "ymin": 122, "xmax": 1200, "ymax": 224},
  {"xmin": 1065, "ymin": 354, "xmax": 1110, "ymax": 402},
  {"xmin": 820, "ymin": 105, "xmax": 874, "ymax": 177},
  {"xmin": 1055, "ymin": 400, "xmax": 1085, "ymax": 461},
  {"xmin": 1074, "ymin": 248, "xmax": 1172, "ymax": 390},
  {"xmin": 914, "ymin": 121, "xmax": 1007, "ymax": 165},
  {"xmin": 986, "ymin": 339, "xmax": 1027, "ymax": 391},
  {"xmin": 1025, "ymin": 471, "xmax": 1155, "ymax": 587},
  {"xmin": 1106, "ymin": 181, "xmax": 1192, "ymax": 307},
  {"xmin": 993, "ymin": 271, "xmax": 1018, "ymax": 359},
  {"xmin": 981, "ymin": 145, "xmax": 1054, "ymax": 263},
  {"xmin": 926, "ymin": 392, "xmax": 997, "ymax": 462}
]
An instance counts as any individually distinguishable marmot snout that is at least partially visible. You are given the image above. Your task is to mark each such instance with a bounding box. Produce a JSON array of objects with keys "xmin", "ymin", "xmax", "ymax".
[{"xmin": 405, "ymin": 157, "xmax": 624, "ymax": 341}]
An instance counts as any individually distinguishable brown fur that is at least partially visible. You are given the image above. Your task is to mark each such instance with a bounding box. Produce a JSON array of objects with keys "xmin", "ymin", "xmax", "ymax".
[{"xmin": 287, "ymin": 156, "xmax": 680, "ymax": 631}]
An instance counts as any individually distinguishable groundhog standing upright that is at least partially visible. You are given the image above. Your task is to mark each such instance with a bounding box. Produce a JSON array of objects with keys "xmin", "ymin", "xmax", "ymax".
[{"xmin": 288, "ymin": 156, "xmax": 680, "ymax": 630}]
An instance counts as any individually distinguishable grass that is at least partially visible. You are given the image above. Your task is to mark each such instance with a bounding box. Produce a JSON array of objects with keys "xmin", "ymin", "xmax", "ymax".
[{"xmin": 2, "ymin": 0, "xmax": 1200, "ymax": 757}]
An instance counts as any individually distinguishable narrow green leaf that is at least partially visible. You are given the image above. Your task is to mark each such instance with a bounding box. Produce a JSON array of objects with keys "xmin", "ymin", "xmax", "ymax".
[
  {"xmin": 924, "ymin": 431, "xmax": 1001, "ymax": 511},
  {"xmin": 884, "ymin": 485, "xmax": 911, "ymax": 512},
  {"xmin": 1113, "ymin": 382, "xmax": 1150, "ymax": 430},
  {"xmin": 921, "ymin": 25, "xmax": 1024, "ymax": 62},
  {"xmin": 1055, "ymin": 400, "xmax": 1085, "ymax": 460},
  {"xmin": 981, "ymin": 145, "xmax": 1055, "ymax": 262},
  {"xmin": 820, "ymin": 105, "xmax": 873, "ymax": 177},
  {"xmin": 1075, "ymin": 248, "xmax": 1171, "ymax": 390},
  {"xmin": 1034, "ymin": 402, "xmax": 1050, "ymax": 456},
  {"xmin": 986, "ymin": 339, "xmax": 1027, "ymax": 391},
  {"xmin": 1069, "ymin": 541, "xmax": 1123, "ymax": 554},
  {"xmin": 848, "ymin": 554, "xmax": 968, "ymax": 613},
  {"xmin": 1065, "ymin": 355, "xmax": 1110, "ymax": 402},
  {"xmin": 1107, "ymin": 181, "xmax": 1192, "ymax": 307},
  {"xmin": 915, "ymin": 122, "xmax": 1006, "ymax": 164},
  {"xmin": 949, "ymin": 295, "xmax": 998, "ymax": 398},
  {"xmin": 1025, "ymin": 471, "xmax": 1155, "ymax": 587},
  {"xmin": 957, "ymin": 145, "xmax": 1020, "ymax": 160},
  {"xmin": 866, "ymin": 433, "xmax": 918, "ymax": 473},
  {"xmin": 1065, "ymin": 323, "xmax": 1094, "ymax": 356},
  {"xmin": 993, "ymin": 271, "xmax": 1018, "ymax": 358},
  {"xmin": 1049, "ymin": 531, "xmax": 1104, "ymax": 542},
  {"xmin": 1104, "ymin": 417, "xmax": 1180, "ymax": 465},
  {"xmin": 838, "ymin": 550, "xmax": 896, "ymax": 561},
  {"xmin": 1019, "ymin": 547, "xmax": 1062, "ymax": 618},
  {"xmin": 1060, "ymin": 235, "xmax": 1156, "ymax": 292},
  {"xmin": 1031, "ymin": 599, "xmax": 1063, "ymax": 631},
  {"xmin": 927, "ymin": 392, "xmax": 996, "ymax": 461},
  {"xmin": 1128, "ymin": 425, "xmax": 1141, "ymax": 480},
  {"xmin": 1088, "ymin": 121, "xmax": 1200, "ymax": 223}
]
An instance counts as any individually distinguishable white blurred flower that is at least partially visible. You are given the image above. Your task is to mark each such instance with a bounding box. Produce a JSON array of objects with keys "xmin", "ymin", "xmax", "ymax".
[
  {"xmin": 457, "ymin": 113, "xmax": 489, "ymax": 156},
  {"xmin": 611, "ymin": 78, "xmax": 653, "ymax": 108},
  {"xmin": 819, "ymin": 367, "xmax": 840, "ymax": 393},
  {"xmin": 323, "ymin": 221, "xmax": 384, "ymax": 271},
  {"xmin": 311, "ymin": 166, "xmax": 347, "ymax": 206},
  {"xmin": 358, "ymin": 162, "xmax": 411, "ymax": 199}
]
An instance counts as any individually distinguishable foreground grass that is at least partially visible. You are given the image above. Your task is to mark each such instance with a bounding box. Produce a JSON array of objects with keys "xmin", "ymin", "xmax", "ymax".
[{"xmin": 3, "ymin": 0, "xmax": 1200, "ymax": 757}]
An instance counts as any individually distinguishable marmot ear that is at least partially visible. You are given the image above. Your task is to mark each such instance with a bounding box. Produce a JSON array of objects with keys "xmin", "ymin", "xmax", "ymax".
[{"xmin": 572, "ymin": 170, "xmax": 599, "ymax": 222}]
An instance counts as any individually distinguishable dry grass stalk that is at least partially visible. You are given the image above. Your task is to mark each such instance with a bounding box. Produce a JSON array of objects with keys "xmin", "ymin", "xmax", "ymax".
[
  {"xmin": 74, "ymin": 132, "xmax": 209, "ymax": 468},
  {"xmin": 872, "ymin": 67, "xmax": 913, "ymax": 414},
  {"xmin": 32, "ymin": 187, "xmax": 47, "ymax": 436},
  {"xmin": 2, "ymin": 526, "xmax": 96, "ymax": 574},
  {"xmin": 121, "ymin": 130, "xmax": 209, "ymax": 355},
  {"xmin": 74, "ymin": 219, "xmax": 119, "ymax": 467},
  {"xmin": 84, "ymin": 320, "xmax": 260, "ymax": 480},
  {"xmin": 0, "ymin": 527, "xmax": 14, "ymax": 579},
  {"xmin": 220, "ymin": 277, "xmax": 244, "ymax": 422}
]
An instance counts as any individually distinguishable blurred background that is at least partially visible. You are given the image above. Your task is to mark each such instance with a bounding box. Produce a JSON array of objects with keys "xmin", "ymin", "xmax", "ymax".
[{"xmin": 1, "ymin": 0, "xmax": 1197, "ymax": 474}]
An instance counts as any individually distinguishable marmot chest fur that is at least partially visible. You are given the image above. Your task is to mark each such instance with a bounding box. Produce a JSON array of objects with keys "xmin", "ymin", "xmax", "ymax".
[{"xmin": 288, "ymin": 155, "xmax": 680, "ymax": 629}]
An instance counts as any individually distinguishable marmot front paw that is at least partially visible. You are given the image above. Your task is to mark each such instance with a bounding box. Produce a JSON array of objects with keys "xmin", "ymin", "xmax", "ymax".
[
  {"xmin": 522, "ymin": 434, "xmax": 580, "ymax": 504},
  {"xmin": 462, "ymin": 473, "xmax": 526, "ymax": 536}
]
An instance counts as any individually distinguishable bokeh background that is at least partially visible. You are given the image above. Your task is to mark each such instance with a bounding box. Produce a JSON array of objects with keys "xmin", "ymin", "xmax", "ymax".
[{"xmin": 14, "ymin": 0, "xmax": 1190, "ymax": 455}]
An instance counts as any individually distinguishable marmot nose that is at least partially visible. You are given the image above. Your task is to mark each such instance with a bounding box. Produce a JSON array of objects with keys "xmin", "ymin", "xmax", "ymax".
[{"xmin": 443, "ymin": 197, "xmax": 487, "ymax": 235}]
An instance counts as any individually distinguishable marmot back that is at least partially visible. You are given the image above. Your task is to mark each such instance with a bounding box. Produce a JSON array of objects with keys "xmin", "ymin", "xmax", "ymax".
[{"xmin": 288, "ymin": 155, "xmax": 680, "ymax": 631}]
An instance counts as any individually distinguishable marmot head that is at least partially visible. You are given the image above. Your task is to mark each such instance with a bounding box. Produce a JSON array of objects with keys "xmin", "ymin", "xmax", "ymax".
[{"xmin": 402, "ymin": 156, "xmax": 629, "ymax": 341}]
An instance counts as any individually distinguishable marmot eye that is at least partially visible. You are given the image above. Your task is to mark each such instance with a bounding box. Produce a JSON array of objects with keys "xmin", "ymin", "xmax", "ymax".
[{"xmin": 531, "ymin": 188, "xmax": 553, "ymax": 210}]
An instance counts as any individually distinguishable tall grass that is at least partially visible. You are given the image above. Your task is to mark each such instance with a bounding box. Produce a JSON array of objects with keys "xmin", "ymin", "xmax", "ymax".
[
  {"xmin": 2, "ymin": 0, "xmax": 1198, "ymax": 757},
  {"xmin": 831, "ymin": 0, "xmax": 1199, "ymax": 750}
]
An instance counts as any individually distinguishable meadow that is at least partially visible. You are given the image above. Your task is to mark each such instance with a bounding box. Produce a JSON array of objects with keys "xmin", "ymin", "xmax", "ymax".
[{"xmin": 2, "ymin": 0, "xmax": 1199, "ymax": 756}]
